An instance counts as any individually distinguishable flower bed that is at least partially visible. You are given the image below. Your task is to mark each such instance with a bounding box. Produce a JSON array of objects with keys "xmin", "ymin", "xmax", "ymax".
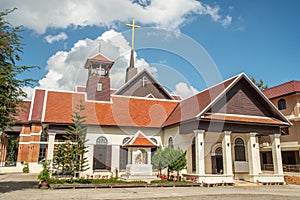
[{"xmin": 48, "ymin": 177, "xmax": 202, "ymax": 190}]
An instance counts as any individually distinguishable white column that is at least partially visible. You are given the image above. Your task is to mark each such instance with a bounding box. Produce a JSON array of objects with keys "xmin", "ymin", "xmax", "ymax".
[
  {"xmin": 147, "ymin": 150, "xmax": 151, "ymax": 165},
  {"xmin": 194, "ymin": 130, "xmax": 205, "ymax": 175},
  {"xmin": 47, "ymin": 132, "xmax": 56, "ymax": 161},
  {"xmin": 270, "ymin": 134, "xmax": 283, "ymax": 175},
  {"xmin": 247, "ymin": 132, "xmax": 261, "ymax": 175},
  {"xmin": 222, "ymin": 131, "xmax": 233, "ymax": 175},
  {"xmin": 47, "ymin": 132, "xmax": 56, "ymax": 173},
  {"xmin": 128, "ymin": 148, "xmax": 132, "ymax": 164}
]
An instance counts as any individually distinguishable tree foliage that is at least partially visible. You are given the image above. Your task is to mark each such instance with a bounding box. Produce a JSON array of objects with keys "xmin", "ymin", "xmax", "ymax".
[
  {"xmin": 152, "ymin": 147, "xmax": 170, "ymax": 175},
  {"xmin": 152, "ymin": 147, "xmax": 187, "ymax": 181},
  {"xmin": 0, "ymin": 8, "xmax": 37, "ymax": 133},
  {"xmin": 53, "ymin": 102, "xmax": 89, "ymax": 178},
  {"xmin": 251, "ymin": 76, "xmax": 268, "ymax": 90}
]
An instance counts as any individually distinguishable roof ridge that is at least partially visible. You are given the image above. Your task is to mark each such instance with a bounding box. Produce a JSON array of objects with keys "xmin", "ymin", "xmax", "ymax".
[{"xmin": 264, "ymin": 80, "xmax": 300, "ymax": 91}]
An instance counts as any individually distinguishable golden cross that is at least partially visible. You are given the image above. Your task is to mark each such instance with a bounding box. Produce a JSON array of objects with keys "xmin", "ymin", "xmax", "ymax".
[{"xmin": 126, "ymin": 18, "xmax": 141, "ymax": 50}]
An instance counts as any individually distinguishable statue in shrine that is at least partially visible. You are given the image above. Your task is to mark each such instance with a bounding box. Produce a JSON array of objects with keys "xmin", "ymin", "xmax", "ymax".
[{"xmin": 135, "ymin": 150, "xmax": 146, "ymax": 164}]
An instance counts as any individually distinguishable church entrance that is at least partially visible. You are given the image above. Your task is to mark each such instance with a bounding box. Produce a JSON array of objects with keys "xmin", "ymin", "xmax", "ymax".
[{"xmin": 212, "ymin": 147, "xmax": 223, "ymax": 174}]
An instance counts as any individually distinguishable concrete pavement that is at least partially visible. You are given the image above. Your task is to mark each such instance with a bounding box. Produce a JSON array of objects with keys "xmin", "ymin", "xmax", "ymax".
[{"xmin": 1, "ymin": 173, "xmax": 300, "ymax": 200}]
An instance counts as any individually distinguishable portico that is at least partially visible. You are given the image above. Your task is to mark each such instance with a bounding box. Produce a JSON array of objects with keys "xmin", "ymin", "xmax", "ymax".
[{"xmin": 183, "ymin": 128, "xmax": 285, "ymax": 184}]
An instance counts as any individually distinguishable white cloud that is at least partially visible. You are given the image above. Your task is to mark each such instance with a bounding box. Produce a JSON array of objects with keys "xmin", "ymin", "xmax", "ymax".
[
  {"xmin": 173, "ymin": 82, "xmax": 198, "ymax": 99},
  {"xmin": 33, "ymin": 30, "xmax": 155, "ymax": 92},
  {"xmin": 22, "ymin": 86, "xmax": 34, "ymax": 100},
  {"xmin": 1, "ymin": 0, "xmax": 232, "ymax": 33},
  {"xmin": 205, "ymin": 4, "xmax": 232, "ymax": 28},
  {"xmin": 44, "ymin": 32, "xmax": 68, "ymax": 43}
]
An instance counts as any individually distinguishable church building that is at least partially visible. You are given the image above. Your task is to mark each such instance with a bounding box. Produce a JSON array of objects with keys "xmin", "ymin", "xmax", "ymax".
[{"xmin": 0, "ymin": 20, "xmax": 291, "ymax": 184}]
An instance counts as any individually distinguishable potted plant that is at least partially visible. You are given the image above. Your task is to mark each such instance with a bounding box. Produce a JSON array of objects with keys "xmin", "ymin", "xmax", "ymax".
[
  {"xmin": 22, "ymin": 162, "xmax": 29, "ymax": 173},
  {"xmin": 38, "ymin": 161, "xmax": 50, "ymax": 188}
]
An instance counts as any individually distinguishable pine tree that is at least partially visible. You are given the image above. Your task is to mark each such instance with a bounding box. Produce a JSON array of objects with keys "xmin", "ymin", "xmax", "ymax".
[
  {"xmin": 53, "ymin": 101, "xmax": 89, "ymax": 178},
  {"xmin": 251, "ymin": 76, "xmax": 268, "ymax": 90}
]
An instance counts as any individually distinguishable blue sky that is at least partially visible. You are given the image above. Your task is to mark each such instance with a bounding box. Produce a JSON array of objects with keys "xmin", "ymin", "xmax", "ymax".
[{"xmin": 1, "ymin": 0, "xmax": 300, "ymax": 98}]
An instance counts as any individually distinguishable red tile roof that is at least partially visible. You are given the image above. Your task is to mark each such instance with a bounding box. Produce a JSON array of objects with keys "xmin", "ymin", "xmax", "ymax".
[
  {"xmin": 263, "ymin": 80, "xmax": 300, "ymax": 99},
  {"xmin": 16, "ymin": 101, "xmax": 31, "ymax": 123},
  {"xmin": 171, "ymin": 95, "xmax": 182, "ymax": 100},
  {"xmin": 164, "ymin": 75, "xmax": 238, "ymax": 126},
  {"xmin": 43, "ymin": 91, "xmax": 178, "ymax": 127},
  {"xmin": 201, "ymin": 114, "xmax": 288, "ymax": 126},
  {"xmin": 30, "ymin": 89, "xmax": 46, "ymax": 121},
  {"xmin": 75, "ymin": 86, "xmax": 86, "ymax": 92},
  {"xmin": 91, "ymin": 54, "xmax": 112, "ymax": 62},
  {"xmin": 123, "ymin": 132, "xmax": 157, "ymax": 147}
]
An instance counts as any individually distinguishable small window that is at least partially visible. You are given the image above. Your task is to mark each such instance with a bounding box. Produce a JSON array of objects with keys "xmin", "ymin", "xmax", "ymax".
[
  {"xmin": 150, "ymin": 138, "xmax": 158, "ymax": 144},
  {"xmin": 97, "ymin": 83, "xmax": 103, "ymax": 91},
  {"xmin": 122, "ymin": 137, "xmax": 130, "ymax": 144},
  {"xmin": 278, "ymin": 99, "xmax": 286, "ymax": 110},
  {"xmin": 40, "ymin": 132, "xmax": 47, "ymax": 142},
  {"xmin": 96, "ymin": 136, "xmax": 108, "ymax": 145},
  {"xmin": 215, "ymin": 147, "xmax": 223, "ymax": 156},
  {"xmin": 38, "ymin": 144, "xmax": 47, "ymax": 163},
  {"xmin": 168, "ymin": 137, "xmax": 174, "ymax": 148}
]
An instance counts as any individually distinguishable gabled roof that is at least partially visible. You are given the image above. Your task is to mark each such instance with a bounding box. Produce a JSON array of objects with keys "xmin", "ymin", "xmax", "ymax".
[
  {"xmin": 263, "ymin": 80, "xmax": 300, "ymax": 99},
  {"xmin": 90, "ymin": 53, "xmax": 112, "ymax": 63},
  {"xmin": 16, "ymin": 101, "xmax": 31, "ymax": 123},
  {"xmin": 29, "ymin": 89, "xmax": 46, "ymax": 122},
  {"xmin": 165, "ymin": 73, "xmax": 291, "ymax": 127},
  {"xmin": 114, "ymin": 69, "xmax": 174, "ymax": 100},
  {"xmin": 164, "ymin": 74, "xmax": 238, "ymax": 126},
  {"xmin": 84, "ymin": 53, "xmax": 114, "ymax": 71},
  {"xmin": 123, "ymin": 131, "xmax": 157, "ymax": 147},
  {"xmin": 42, "ymin": 90, "xmax": 178, "ymax": 127}
]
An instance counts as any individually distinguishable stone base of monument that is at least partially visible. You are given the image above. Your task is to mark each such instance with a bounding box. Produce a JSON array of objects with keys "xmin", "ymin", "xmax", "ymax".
[{"xmin": 120, "ymin": 164, "xmax": 160, "ymax": 184}]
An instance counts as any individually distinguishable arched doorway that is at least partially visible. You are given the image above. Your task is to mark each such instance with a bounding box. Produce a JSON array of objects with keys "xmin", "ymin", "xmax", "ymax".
[{"xmin": 212, "ymin": 146, "xmax": 223, "ymax": 174}]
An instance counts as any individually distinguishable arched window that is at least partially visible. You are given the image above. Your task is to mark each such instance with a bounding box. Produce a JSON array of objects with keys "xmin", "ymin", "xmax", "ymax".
[
  {"xmin": 150, "ymin": 138, "xmax": 158, "ymax": 144},
  {"xmin": 168, "ymin": 137, "xmax": 174, "ymax": 148},
  {"xmin": 122, "ymin": 137, "xmax": 130, "ymax": 144},
  {"xmin": 215, "ymin": 147, "xmax": 223, "ymax": 156},
  {"xmin": 96, "ymin": 136, "xmax": 108, "ymax": 145},
  {"xmin": 278, "ymin": 99, "xmax": 286, "ymax": 110},
  {"xmin": 234, "ymin": 138, "xmax": 246, "ymax": 161}
]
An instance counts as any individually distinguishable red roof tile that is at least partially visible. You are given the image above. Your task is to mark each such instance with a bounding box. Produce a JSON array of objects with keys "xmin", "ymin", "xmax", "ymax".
[
  {"xmin": 91, "ymin": 54, "xmax": 112, "ymax": 62},
  {"xmin": 164, "ymin": 76, "xmax": 238, "ymax": 126},
  {"xmin": 263, "ymin": 80, "xmax": 300, "ymax": 99},
  {"xmin": 43, "ymin": 92, "xmax": 178, "ymax": 127},
  {"xmin": 171, "ymin": 95, "xmax": 182, "ymax": 100},
  {"xmin": 31, "ymin": 89, "xmax": 46, "ymax": 121},
  {"xmin": 123, "ymin": 132, "xmax": 157, "ymax": 147},
  {"xmin": 16, "ymin": 101, "xmax": 31, "ymax": 123},
  {"xmin": 75, "ymin": 86, "xmax": 86, "ymax": 92}
]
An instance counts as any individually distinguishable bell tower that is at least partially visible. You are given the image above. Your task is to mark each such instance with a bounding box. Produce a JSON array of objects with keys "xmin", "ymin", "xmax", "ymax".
[{"xmin": 84, "ymin": 54, "xmax": 114, "ymax": 101}]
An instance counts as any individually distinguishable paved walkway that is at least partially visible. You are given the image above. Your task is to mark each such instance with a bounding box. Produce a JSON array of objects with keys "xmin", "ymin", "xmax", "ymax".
[{"xmin": 1, "ymin": 173, "xmax": 300, "ymax": 200}]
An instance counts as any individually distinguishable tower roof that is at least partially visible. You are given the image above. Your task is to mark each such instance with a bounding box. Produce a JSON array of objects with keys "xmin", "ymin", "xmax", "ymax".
[{"xmin": 84, "ymin": 53, "xmax": 114, "ymax": 69}]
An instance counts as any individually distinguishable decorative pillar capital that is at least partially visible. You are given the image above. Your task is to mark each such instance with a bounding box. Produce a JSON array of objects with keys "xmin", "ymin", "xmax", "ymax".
[
  {"xmin": 193, "ymin": 129, "xmax": 205, "ymax": 134},
  {"xmin": 249, "ymin": 132, "xmax": 257, "ymax": 137},
  {"xmin": 224, "ymin": 131, "xmax": 232, "ymax": 136},
  {"xmin": 48, "ymin": 132, "xmax": 56, "ymax": 137}
]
